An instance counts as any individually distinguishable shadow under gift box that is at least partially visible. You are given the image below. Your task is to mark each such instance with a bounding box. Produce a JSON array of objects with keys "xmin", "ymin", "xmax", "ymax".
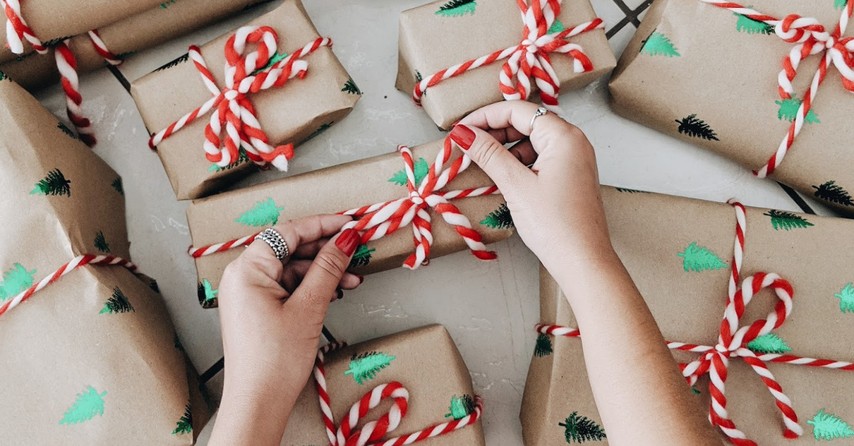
[
  {"xmin": 131, "ymin": 0, "xmax": 360, "ymax": 200},
  {"xmin": 281, "ymin": 324, "xmax": 485, "ymax": 445},
  {"xmin": 397, "ymin": 0, "xmax": 616, "ymax": 130},
  {"xmin": 186, "ymin": 138, "xmax": 513, "ymax": 308},
  {"xmin": 0, "ymin": 79, "xmax": 209, "ymax": 444},
  {"xmin": 609, "ymin": 0, "xmax": 854, "ymax": 214},
  {"xmin": 521, "ymin": 187, "xmax": 854, "ymax": 445}
]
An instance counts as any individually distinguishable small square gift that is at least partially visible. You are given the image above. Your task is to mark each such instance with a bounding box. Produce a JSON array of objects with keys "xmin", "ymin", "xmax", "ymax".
[
  {"xmin": 132, "ymin": 0, "xmax": 361, "ymax": 199},
  {"xmin": 397, "ymin": 0, "xmax": 616, "ymax": 129},
  {"xmin": 522, "ymin": 187, "xmax": 854, "ymax": 445}
]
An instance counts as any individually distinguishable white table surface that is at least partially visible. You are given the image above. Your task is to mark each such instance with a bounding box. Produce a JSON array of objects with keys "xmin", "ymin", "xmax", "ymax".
[{"xmin": 31, "ymin": 0, "xmax": 834, "ymax": 444}]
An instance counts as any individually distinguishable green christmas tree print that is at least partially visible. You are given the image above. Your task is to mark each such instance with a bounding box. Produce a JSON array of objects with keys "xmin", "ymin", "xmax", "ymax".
[
  {"xmin": 209, "ymin": 147, "xmax": 249, "ymax": 172},
  {"xmin": 112, "ymin": 177, "xmax": 124, "ymax": 196},
  {"xmin": 747, "ymin": 333, "xmax": 792, "ymax": 354},
  {"xmin": 834, "ymin": 283, "xmax": 854, "ymax": 313},
  {"xmin": 445, "ymin": 395, "xmax": 476, "ymax": 420},
  {"xmin": 342, "ymin": 78, "xmax": 362, "ymax": 95},
  {"xmin": 641, "ymin": 31, "xmax": 680, "ymax": 57},
  {"xmin": 234, "ymin": 198, "xmax": 284, "ymax": 227},
  {"xmin": 349, "ymin": 245, "xmax": 375, "ymax": 268},
  {"xmin": 813, "ymin": 181, "xmax": 854, "ymax": 207},
  {"xmin": 172, "ymin": 403, "xmax": 193, "ymax": 435},
  {"xmin": 763, "ymin": 210, "xmax": 814, "ymax": 231},
  {"xmin": 0, "ymin": 263, "xmax": 36, "ymax": 301},
  {"xmin": 57, "ymin": 122, "xmax": 78, "ymax": 139},
  {"xmin": 99, "ymin": 287, "xmax": 134, "ymax": 314},
  {"xmin": 160, "ymin": 0, "xmax": 177, "ymax": 9},
  {"xmin": 253, "ymin": 52, "xmax": 289, "ymax": 75},
  {"xmin": 615, "ymin": 187, "xmax": 648, "ymax": 193},
  {"xmin": 548, "ymin": 19, "xmax": 566, "ymax": 34},
  {"xmin": 677, "ymin": 242, "xmax": 727, "ymax": 272},
  {"xmin": 94, "ymin": 231, "xmax": 111, "ymax": 253},
  {"xmin": 155, "ymin": 53, "xmax": 189, "ymax": 71},
  {"xmin": 0, "ymin": 71, "xmax": 7, "ymax": 81},
  {"xmin": 415, "ymin": 70, "xmax": 423, "ymax": 83},
  {"xmin": 389, "ymin": 157, "xmax": 429, "ymax": 186},
  {"xmin": 31, "ymin": 169, "xmax": 71, "ymax": 196},
  {"xmin": 836, "ymin": 0, "xmax": 848, "ymax": 10},
  {"xmin": 534, "ymin": 333, "xmax": 553, "ymax": 357},
  {"xmin": 198, "ymin": 279, "xmax": 219, "ymax": 307},
  {"xmin": 59, "ymin": 386, "xmax": 107, "ymax": 425},
  {"xmin": 735, "ymin": 13, "xmax": 774, "ymax": 35},
  {"xmin": 481, "ymin": 203, "xmax": 514, "ymax": 229},
  {"xmin": 676, "ymin": 114, "xmax": 719, "ymax": 141},
  {"xmin": 559, "ymin": 411, "xmax": 606, "ymax": 443},
  {"xmin": 776, "ymin": 98, "xmax": 820, "ymax": 123},
  {"xmin": 148, "ymin": 278, "xmax": 160, "ymax": 293},
  {"xmin": 435, "ymin": 0, "xmax": 477, "ymax": 17},
  {"xmin": 808, "ymin": 409, "xmax": 854, "ymax": 440},
  {"xmin": 304, "ymin": 122, "xmax": 334, "ymax": 143},
  {"xmin": 345, "ymin": 351, "xmax": 396, "ymax": 384}
]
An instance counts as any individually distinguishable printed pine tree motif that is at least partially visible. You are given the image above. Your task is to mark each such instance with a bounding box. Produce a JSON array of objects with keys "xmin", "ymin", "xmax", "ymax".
[
  {"xmin": 31, "ymin": 169, "xmax": 71, "ymax": 197},
  {"xmin": 435, "ymin": 0, "xmax": 477, "ymax": 17},
  {"xmin": 57, "ymin": 122, "xmax": 78, "ymax": 139},
  {"xmin": 349, "ymin": 245, "xmax": 376, "ymax": 268},
  {"xmin": 345, "ymin": 351, "xmax": 396, "ymax": 384},
  {"xmin": 836, "ymin": 0, "xmax": 848, "ymax": 10},
  {"xmin": 198, "ymin": 279, "xmax": 219, "ymax": 308},
  {"xmin": 155, "ymin": 53, "xmax": 189, "ymax": 71},
  {"xmin": 548, "ymin": 19, "xmax": 566, "ymax": 34},
  {"xmin": 304, "ymin": 122, "xmax": 334, "ymax": 143},
  {"xmin": 775, "ymin": 98, "xmax": 820, "ymax": 123},
  {"xmin": 59, "ymin": 386, "xmax": 107, "ymax": 425},
  {"xmin": 640, "ymin": 31, "xmax": 680, "ymax": 57},
  {"xmin": 209, "ymin": 147, "xmax": 249, "ymax": 172},
  {"xmin": 111, "ymin": 177, "xmax": 124, "ymax": 196},
  {"xmin": 813, "ymin": 181, "xmax": 854, "ymax": 207},
  {"xmin": 735, "ymin": 13, "xmax": 774, "ymax": 35},
  {"xmin": 559, "ymin": 411, "xmax": 606, "ymax": 443},
  {"xmin": 677, "ymin": 242, "xmax": 727, "ymax": 272},
  {"xmin": 389, "ymin": 157, "xmax": 429, "ymax": 186},
  {"xmin": 675, "ymin": 114, "xmax": 719, "ymax": 141},
  {"xmin": 481, "ymin": 203, "xmax": 514, "ymax": 229},
  {"xmin": 615, "ymin": 187, "xmax": 648, "ymax": 193},
  {"xmin": 253, "ymin": 52, "xmax": 289, "ymax": 75},
  {"xmin": 0, "ymin": 71, "xmax": 7, "ymax": 81},
  {"xmin": 99, "ymin": 287, "xmax": 134, "ymax": 314},
  {"xmin": 234, "ymin": 198, "xmax": 284, "ymax": 227},
  {"xmin": 114, "ymin": 51, "xmax": 136, "ymax": 62},
  {"xmin": 342, "ymin": 78, "xmax": 362, "ymax": 95},
  {"xmin": 415, "ymin": 70, "xmax": 423, "ymax": 83},
  {"xmin": 747, "ymin": 333, "xmax": 792, "ymax": 354},
  {"xmin": 148, "ymin": 278, "xmax": 160, "ymax": 293},
  {"xmin": 160, "ymin": 0, "xmax": 177, "ymax": 8},
  {"xmin": 808, "ymin": 409, "xmax": 854, "ymax": 440},
  {"xmin": 445, "ymin": 395, "xmax": 475, "ymax": 420},
  {"xmin": 834, "ymin": 283, "xmax": 854, "ymax": 313},
  {"xmin": 94, "ymin": 231, "xmax": 111, "ymax": 253},
  {"xmin": 172, "ymin": 403, "xmax": 193, "ymax": 435},
  {"xmin": 0, "ymin": 263, "xmax": 36, "ymax": 301},
  {"xmin": 763, "ymin": 210, "xmax": 814, "ymax": 231},
  {"xmin": 43, "ymin": 36, "xmax": 74, "ymax": 48},
  {"xmin": 534, "ymin": 333, "xmax": 553, "ymax": 357}
]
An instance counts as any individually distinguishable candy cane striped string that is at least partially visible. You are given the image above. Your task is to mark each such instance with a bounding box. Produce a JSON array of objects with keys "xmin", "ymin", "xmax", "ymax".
[
  {"xmin": 413, "ymin": 0, "xmax": 603, "ymax": 111},
  {"xmin": 0, "ymin": 254, "xmax": 137, "ymax": 317},
  {"xmin": 314, "ymin": 343, "xmax": 484, "ymax": 446},
  {"xmin": 698, "ymin": 0, "xmax": 854, "ymax": 178},
  {"xmin": 54, "ymin": 40, "xmax": 96, "ymax": 146},
  {"xmin": 1, "ymin": 0, "xmax": 45, "ymax": 55},
  {"xmin": 149, "ymin": 26, "xmax": 331, "ymax": 172},
  {"xmin": 87, "ymin": 30, "xmax": 122, "ymax": 66}
]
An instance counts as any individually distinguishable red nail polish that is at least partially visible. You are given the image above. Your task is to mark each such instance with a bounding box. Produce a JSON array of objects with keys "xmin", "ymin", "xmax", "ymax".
[
  {"xmin": 336, "ymin": 229, "xmax": 360, "ymax": 256},
  {"xmin": 336, "ymin": 289, "xmax": 344, "ymax": 300},
  {"xmin": 357, "ymin": 275, "xmax": 365, "ymax": 284},
  {"xmin": 449, "ymin": 124, "xmax": 476, "ymax": 150}
]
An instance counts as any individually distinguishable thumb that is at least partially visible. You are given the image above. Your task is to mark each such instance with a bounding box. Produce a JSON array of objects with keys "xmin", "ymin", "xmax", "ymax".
[
  {"xmin": 449, "ymin": 124, "xmax": 534, "ymax": 192},
  {"xmin": 289, "ymin": 228, "xmax": 360, "ymax": 318}
]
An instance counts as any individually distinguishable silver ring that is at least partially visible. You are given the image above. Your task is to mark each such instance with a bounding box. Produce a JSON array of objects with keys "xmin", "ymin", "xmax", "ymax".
[
  {"xmin": 529, "ymin": 107, "xmax": 548, "ymax": 133},
  {"xmin": 254, "ymin": 228, "xmax": 290, "ymax": 260}
]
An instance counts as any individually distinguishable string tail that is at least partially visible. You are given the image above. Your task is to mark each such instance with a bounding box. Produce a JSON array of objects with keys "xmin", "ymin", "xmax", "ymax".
[{"xmin": 54, "ymin": 40, "xmax": 96, "ymax": 147}]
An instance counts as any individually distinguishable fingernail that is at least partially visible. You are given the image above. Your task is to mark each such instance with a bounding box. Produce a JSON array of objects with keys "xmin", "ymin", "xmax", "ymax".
[
  {"xmin": 357, "ymin": 275, "xmax": 364, "ymax": 285},
  {"xmin": 336, "ymin": 289, "xmax": 344, "ymax": 300},
  {"xmin": 450, "ymin": 124, "xmax": 476, "ymax": 151},
  {"xmin": 335, "ymin": 229, "xmax": 360, "ymax": 256}
]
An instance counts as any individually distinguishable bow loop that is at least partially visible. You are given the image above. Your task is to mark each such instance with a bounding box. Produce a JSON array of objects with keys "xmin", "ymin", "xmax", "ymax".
[
  {"xmin": 334, "ymin": 382, "xmax": 410, "ymax": 446},
  {"xmin": 776, "ymin": 14, "xmax": 828, "ymax": 44},
  {"xmin": 829, "ymin": 37, "xmax": 854, "ymax": 92}
]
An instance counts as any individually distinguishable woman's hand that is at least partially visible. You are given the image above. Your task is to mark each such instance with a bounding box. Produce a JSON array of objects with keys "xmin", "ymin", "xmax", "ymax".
[{"xmin": 209, "ymin": 215, "xmax": 362, "ymax": 446}]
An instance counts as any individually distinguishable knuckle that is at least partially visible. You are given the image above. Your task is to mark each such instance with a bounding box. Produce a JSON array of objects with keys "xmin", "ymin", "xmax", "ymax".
[
  {"xmin": 314, "ymin": 252, "xmax": 347, "ymax": 278},
  {"xmin": 473, "ymin": 139, "xmax": 505, "ymax": 167}
]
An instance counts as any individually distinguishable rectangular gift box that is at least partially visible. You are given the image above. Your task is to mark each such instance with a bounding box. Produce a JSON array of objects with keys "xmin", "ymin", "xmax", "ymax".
[
  {"xmin": 397, "ymin": 0, "xmax": 616, "ymax": 129},
  {"xmin": 131, "ymin": 0, "xmax": 360, "ymax": 200},
  {"xmin": 186, "ymin": 137, "xmax": 513, "ymax": 308},
  {"xmin": 0, "ymin": 79, "xmax": 209, "ymax": 444},
  {"xmin": 282, "ymin": 324, "xmax": 485, "ymax": 445},
  {"xmin": 609, "ymin": 0, "xmax": 854, "ymax": 214},
  {"xmin": 521, "ymin": 187, "xmax": 854, "ymax": 445}
]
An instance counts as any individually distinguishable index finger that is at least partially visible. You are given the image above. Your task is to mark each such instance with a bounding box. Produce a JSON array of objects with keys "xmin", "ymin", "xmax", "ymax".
[
  {"xmin": 244, "ymin": 214, "xmax": 352, "ymax": 266},
  {"xmin": 458, "ymin": 101, "xmax": 544, "ymax": 143}
]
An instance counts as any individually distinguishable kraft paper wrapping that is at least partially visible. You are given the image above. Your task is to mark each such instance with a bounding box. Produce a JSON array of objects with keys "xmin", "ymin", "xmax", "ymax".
[
  {"xmin": 396, "ymin": 0, "xmax": 616, "ymax": 129},
  {"xmin": 282, "ymin": 325, "xmax": 485, "ymax": 445},
  {"xmin": 0, "ymin": 0, "xmax": 165, "ymax": 64},
  {"xmin": 521, "ymin": 187, "xmax": 854, "ymax": 445},
  {"xmin": 131, "ymin": 0, "xmax": 360, "ymax": 200},
  {"xmin": 0, "ymin": 79, "xmax": 209, "ymax": 444},
  {"xmin": 186, "ymin": 138, "xmax": 513, "ymax": 309},
  {"xmin": 0, "ymin": 0, "xmax": 270, "ymax": 90},
  {"xmin": 609, "ymin": 0, "xmax": 854, "ymax": 214}
]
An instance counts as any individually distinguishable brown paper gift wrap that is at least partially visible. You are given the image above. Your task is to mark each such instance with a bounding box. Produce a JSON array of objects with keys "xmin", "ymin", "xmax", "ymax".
[
  {"xmin": 521, "ymin": 187, "xmax": 854, "ymax": 445},
  {"xmin": 0, "ymin": 79, "xmax": 209, "ymax": 444},
  {"xmin": 187, "ymin": 138, "xmax": 513, "ymax": 308},
  {"xmin": 281, "ymin": 325, "xmax": 485, "ymax": 445},
  {"xmin": 131, "ymin": 0, "xmax": 360, "ymax": 200},
  {"xmin": 609, "ymin": 0, "xmax": 854, "ymax": 214},
  {"xmin": 396, "ymin": 0, "xmax": 616, "ymax": 129}
]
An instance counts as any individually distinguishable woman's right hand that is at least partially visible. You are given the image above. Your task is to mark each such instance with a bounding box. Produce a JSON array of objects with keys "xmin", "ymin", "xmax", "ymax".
[{"xmin": 450, "ymin": 101, "xmax": 615, "ymax": 269}]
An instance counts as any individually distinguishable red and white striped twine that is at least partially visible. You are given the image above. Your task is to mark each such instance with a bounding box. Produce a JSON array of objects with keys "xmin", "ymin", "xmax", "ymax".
[
  {"xmin": 0, "ymin": 254, "xmax": 138, "ymax": 317},
  {"xmin": 149, "ymin": 26, "xmax": 331, "ymax": 172},
  {"xmin": 188, "ymin": 136, "xmax": 500, "ymax": 270},
  {"xmin": 413, "ymin": 0, "xmax": 604, "ymax": 112},
  {"xmin": 698, "ymin": 0, "xmax": 854, "ymax": 178},
  {"xmin": 313, "ymin": 342, "xmax": 483, "ymax": 446},
  {"xmin": 535, "ymin": 201, "xmax": 854, "ymax": 446},
  {"xmin": 1, "ymin": 0, "xmax": 45, "ymax": 55}
]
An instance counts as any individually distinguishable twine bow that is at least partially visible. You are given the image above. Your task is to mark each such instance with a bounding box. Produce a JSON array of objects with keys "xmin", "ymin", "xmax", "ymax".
[{"xmin": 149, "ymin": 26, "xmax": 332, "ymax": 171}]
